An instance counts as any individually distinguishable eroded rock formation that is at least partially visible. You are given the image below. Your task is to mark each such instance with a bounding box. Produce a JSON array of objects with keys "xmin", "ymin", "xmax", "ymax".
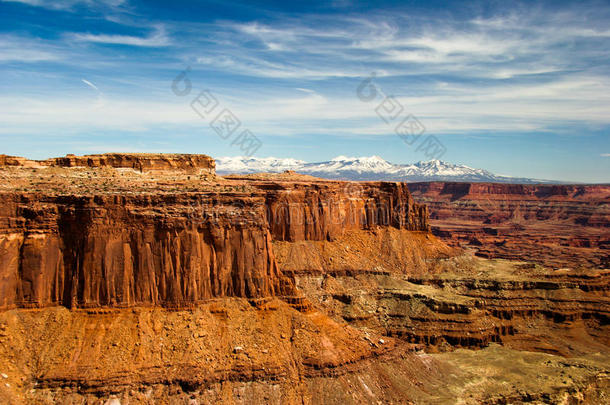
[
  {"xmin": 0, "ymin": 193, "xmax": 287, "ymax": 309},
  {"xmin": 0, "ymin": 156, "xmax": 429, "ymax": 310},
  {"xmin": 0, "ymin": 155, "xmax": 33, "ymax": 167},
  {"xmin": 48, "ymin": 153, "xmax": 216, "ymax": 173},
  {"xmin": 290, "ymin": 256, "xmax": 610, "ymax": 354},
  {"xmin": 408, "ymin": 182, "xmax": 610, "ymax": 268},
  {"xmin": 0, "ymin": 156, "xmax": 608, "ymax": 404},
  {"xmin": 257, "ymin": 180, "xmax": 429, "ymax": 241},
  {"xmin": 1, "ymin": 153, "xmax": 216, "ymax": 174}
]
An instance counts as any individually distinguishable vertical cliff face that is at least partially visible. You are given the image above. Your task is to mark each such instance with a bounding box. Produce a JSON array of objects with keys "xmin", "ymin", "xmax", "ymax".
[
  {"xmin": 0, "ymin": 155, "xmax": 35, "ymax": 167},
  {"xmin": 48, "ymin": 153, "xmax": 216, "ymax": 173},
  {"xmin": 0, "ymin": 193, "xmax": 288, "ymax": 309},
  {"xmin": 0, "ymin": 159, "xmax": 431, "ymax": 310},
  {"xmin": 258, "ymin": 181, "xmax": 429, "ymax": 242},
  {"xmin": 1, "ymin": 158, "xmax": 608, "ymax": 405},
  {"xmin": 1, "ymin": 153, "xmax": 217, "ymax": 173}
]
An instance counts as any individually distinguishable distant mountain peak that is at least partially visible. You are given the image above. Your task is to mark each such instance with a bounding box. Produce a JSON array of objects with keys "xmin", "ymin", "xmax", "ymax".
[
  {"xmin": 215, "ymin": 156, "xmax": 555, "ymax": 184},
  {"xmin": 331, "ymin": 155, "xmax": 388, "ymax": 162}
]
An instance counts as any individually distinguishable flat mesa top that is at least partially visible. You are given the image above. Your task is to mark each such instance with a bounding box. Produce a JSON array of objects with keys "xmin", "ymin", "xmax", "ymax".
[
  {"xmin": 1, "ymin": 152, "xmax": 212, "ymax": 157},
  {"xmin": 0, "ymin": 165, "xmax": 229, "ymax": 195},
  {"xmin": 61, "ymin": 153, "xmax": 213, "ymax": 158},
  {"xmin": 0, "ymin": 153, "xmax": 410, "ymax": 196},
  {"xmin": 0, "ymin": 153, "xmax": 223, "ymax": 194},
  {"xmin": 50, "ymin": 153, "xmax": 215, "ymax": 163},
  {"xmin": 223, "ymin": 171, "xmax": 330, "ymax": 182},
  {"xmin": 0, "ymin": 166, "xmax": 405, "ymax": 197}
]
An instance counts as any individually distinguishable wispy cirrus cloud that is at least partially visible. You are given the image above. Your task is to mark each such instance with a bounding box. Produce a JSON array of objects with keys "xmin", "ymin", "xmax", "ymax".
[
  {"xmin": 81, "ymin": 79, "xmax": 100, "ymax": 92},
  {"xmin": 200, "ymin": 6, "xmax": 610, "ymax": 82},
  {"xmin": 0, "ymin": 0, "xmax": 126, "ymax": 11},
  {"xmin": 0, "ymin": 35, "xmax": 62, "ymax": 62},
  {"xmin": 2, "ymin": 6, "xmax": 610, "ymax": 132},
  {"xmin": 67, "ymin": 25, "xmax": 170, "ymax": 47}
]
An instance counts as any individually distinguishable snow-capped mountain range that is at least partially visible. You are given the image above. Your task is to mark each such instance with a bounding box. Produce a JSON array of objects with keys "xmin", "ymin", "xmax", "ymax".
[{"xmin": 216, "ymin": 156, "xmax": 554, "ymax": 183}]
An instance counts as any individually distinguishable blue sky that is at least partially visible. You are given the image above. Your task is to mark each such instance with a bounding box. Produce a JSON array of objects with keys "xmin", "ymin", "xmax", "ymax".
[{"xmin": 0, "ymin": 0, "xmax": 609, "ymax": 182}]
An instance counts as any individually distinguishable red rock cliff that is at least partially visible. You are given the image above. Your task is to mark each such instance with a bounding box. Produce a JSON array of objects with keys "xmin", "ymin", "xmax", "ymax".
[
  {"xmin": 47, "ymin": 153, "xmax": 216, "ymax": 173},
  {"xmin": 0, "ymin": 193, "xmax": 287, "ymax": 309},
  {"xmin": 0, "ymin": 158, "xmax": 430, "ymax": 310},
  {"xmin": 408, "ymin": 182, "xmax": 610, "ymax": 268},
  {"xmin": 1, "ymin": 153, "xmax": 216, "ymax": 174},
  {"xmin": 258, "ymin": 181, "xmax": 429, "ymax": 241}
]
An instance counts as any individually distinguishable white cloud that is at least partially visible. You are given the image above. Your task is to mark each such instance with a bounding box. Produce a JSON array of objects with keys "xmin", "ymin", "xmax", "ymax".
[
  {"xmin": 1, "ymin": 5, "xmax": 610, "ymax": 139},
  {"xmin": 0, "ymin": 0, "xmax": 126, "ymax": 10},
  {"xmin": 0, "ymin": 35, "xmax": 62, "ymax": 62},
  {"xmin": 81, "ymin": 79, "xmax": 99, "ymax": 92},
  {"xmin": 0, "ymin": 95, "xmax": 197, "ymax": 133},
  {"xmin": 200, "ymin": 8, "xmax": 610, "ymax": 82},
  {"xmin": 2, "ymin": 69, "xmax": 608, "ymax": 138},
  {"xmin": 0, "ymin": 49, "xmax": 58, "ymax": 62},
  {"xmin": 195, "ymin": 54, "xmax": 371, "ymax": 79},
  {"xmin": 68, "ymin": 25, "xmax": 169, "ymax": 47}
]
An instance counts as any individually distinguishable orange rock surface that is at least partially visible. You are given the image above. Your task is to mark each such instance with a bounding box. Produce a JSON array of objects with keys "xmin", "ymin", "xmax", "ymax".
[
  {"xmin": 0, "ymin": 156, "xmax": 607, "ymax": 404},
  {"xmin": 0, "ymin": 155, "xmax": 429, "ymax": 310},
  {"xmin": 408, "ymin": 182, "xmax": 610, "ymax": 268},
  {"xmin": 0, "ymin": 153, "xmax": 216, "ymax": 174}
]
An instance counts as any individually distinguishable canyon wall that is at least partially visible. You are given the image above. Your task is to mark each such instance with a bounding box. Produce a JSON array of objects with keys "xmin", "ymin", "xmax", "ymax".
[
  {"xmin": 293, "ymin": 261, "xmax": 609, "ymax": 354},
  {"xmin": 0, "ymin": 155, "xmax": 24, "ymax": 167},
  {"xmin": 0, "ymin": 157, "xmax": 430, "ymax": 310},
  {"xmin": 0, "ymin": 193, "xmax": 287, "ymax": 309},
  {"xmin": 1, "ymin": 153, "xmax": 216, "ymax": 174},
  {"xmin": 258, "ymin": 180, "xmax": 429, "ymax": 241},
  {"xmin": 48, "ymin": 153, "xmax": 216, "ymax": 173},
  {"xmin": 408, "ymin": 182, "xmax": 610, "ymax": 268},
  {"xmin": 0, "ymin": 156, "xmax": 608, "ymax": 404}
]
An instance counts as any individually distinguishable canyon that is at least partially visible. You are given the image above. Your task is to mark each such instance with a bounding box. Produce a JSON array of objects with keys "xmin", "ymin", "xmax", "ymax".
[
  {"xmin": 408, "ymin": 182, "xmax": 610, "ymax": 269},
  {"xmin": 0, "ymin": 154, "xmax": 608, "ymax": 404}
]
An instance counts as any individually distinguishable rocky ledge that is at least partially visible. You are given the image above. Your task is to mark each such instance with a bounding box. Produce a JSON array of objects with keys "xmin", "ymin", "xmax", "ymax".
[{"xmin": 0, "ymin": 153, "xmax": 216, "ymax": 174}]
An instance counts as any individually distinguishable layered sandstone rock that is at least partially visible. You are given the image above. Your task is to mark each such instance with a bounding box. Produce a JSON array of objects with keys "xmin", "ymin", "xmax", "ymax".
[
  {"xmin": 273, "ymin": 228, "xmax": 454, "ymax": 275},
  {"xmin": 4, "ymin": 303, "xmax": 605, "ymax": 404},
  {"xmin": 0, "ymin": 158, "xmax": 608, "ymax": 404},
  {"xmin": 408, "ymin": 182, "xmax": 610, "ymax": 268},
  {"xmin": 292, "ymin": 255, "xmax": 610, "ymax": 355},
  {"xmin": 0, "ymin": 300, "xmax": 403, "ymax": 404},
  {"xmin": 1, "ymin": 153, "xmax": 216, "ymax": 174},
  {"xmin": 47, "ymin": 153, "xmax": 216, "ymax": 173},
  {"xmin": 257, "ymin": 180, "xmax": 429, "ymax": 241},
  {"xmin": 0, "ymin": 158, "xmax": 448, "ymax": 404},
  {"xmin": 0, "ymin": 159, "xmax": 429, "ymax": 310},
  {"xmin": 0, "ymin": 193, "xmax": 287, "ymax": 309},
  {"xmin": 0, "ymin": 155, "xmax": 38, "ymax": 168}
]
